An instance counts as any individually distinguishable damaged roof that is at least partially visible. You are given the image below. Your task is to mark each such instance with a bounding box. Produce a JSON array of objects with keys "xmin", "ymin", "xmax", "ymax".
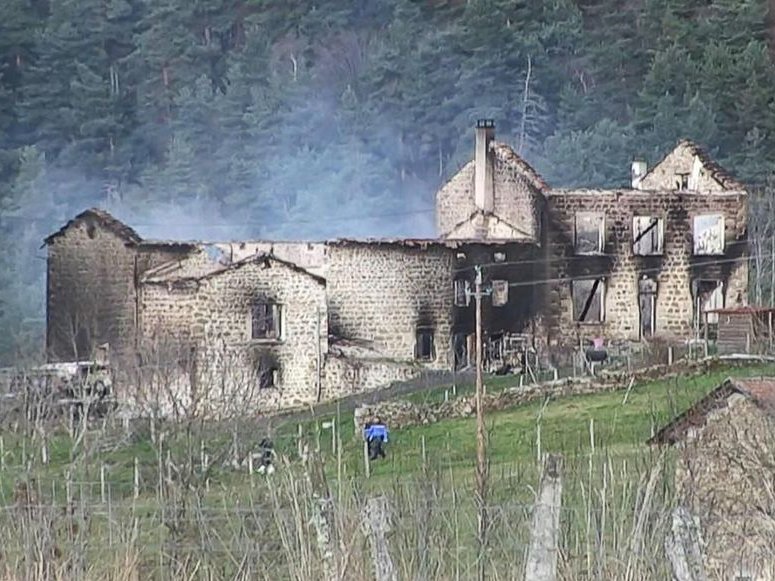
[
  {"xmin": 492, "ymin": 142, "xmax": 549, "ymax": 192},
  {"xmin": 44, "ymin": 208, "xmax": 142, "ymax": 246},
  {"xmin": 143, "ymin": 251, "xmax": 326, "ymax": 285},
  {"xmin": 642, "ymin": 139, "xmax": 746, "ymax": 191},
  {"xmin": 441, "ymin": 209, "xmax": 539, "ymax": 240},
  {"xmin": 649, "ymin": 377, "xmax": 775, "ymax": 445}
]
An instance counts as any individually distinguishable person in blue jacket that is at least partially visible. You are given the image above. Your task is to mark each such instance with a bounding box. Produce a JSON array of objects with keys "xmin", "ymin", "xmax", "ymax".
[{"xmin": 363, "ymin": 417, "xmax": 389, "ymax": 460}]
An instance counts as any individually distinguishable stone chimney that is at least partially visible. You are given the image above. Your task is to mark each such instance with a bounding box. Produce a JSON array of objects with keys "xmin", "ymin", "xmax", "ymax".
[
  {"xmin": 475, "ymin": 119, "xmax": 495, "ymax": 212},
  {"xmin": 631, "ymin": 159, "xmax": 647, "ymax": 189}
]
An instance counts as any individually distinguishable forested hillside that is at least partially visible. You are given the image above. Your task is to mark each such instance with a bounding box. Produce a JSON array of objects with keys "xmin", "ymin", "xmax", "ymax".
[{"xmin": 1, "ymin": 0, "xmax": 774, "ymax": 360}]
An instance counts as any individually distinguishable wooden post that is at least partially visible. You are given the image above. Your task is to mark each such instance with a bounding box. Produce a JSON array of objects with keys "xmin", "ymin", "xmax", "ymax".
[
  {"xmin": 525, "ymin": 454, "xmax": 564, "ymax": 581},
  {"xmin": 664, "ymin": 506, "xmax": 708, "ymax": 581},
  {"xmin": 668, "ymin": 346, "xmax": 674, "ymax": 366},
  {"xmin": 100, "ymin": 464, "xmax": 106, "ymax": 504},
  {"xmin": 316, "ymin": 306, "xmax": 323, "ymax": 402},
  {"xmin": 133, "ymin": 456, "xmax": 139, "ymax": 499},
  {"xmin": 589, "ymin": 418, "xmax": 595, "ymax": 454},
  {"xmin": 474, "ymin": 265, "xmax": 489, "ymax": 581},
  {"xmin": 362, "ymin": 496, "xmax": 398, "ymax": 581},
  {"xmin": 363, "ymin": 439, "xmax": 371, "ymax": 479},
  {"xmin": 248, "ymin": 453, "xmax": 254, "ymax": 488},
  {"xmin": 297, "ymin": 423, "xmax": 303, "ymax": 458}
]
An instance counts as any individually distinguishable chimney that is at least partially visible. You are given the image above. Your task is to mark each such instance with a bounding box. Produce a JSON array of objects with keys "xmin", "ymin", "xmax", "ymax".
[
  {"xmin": 475, "ymin": 119, "xmax": 495, "ymax": 212},
  {"xmin": 631, "ymin": 159, "xmax": 647, "ymax": 189}
]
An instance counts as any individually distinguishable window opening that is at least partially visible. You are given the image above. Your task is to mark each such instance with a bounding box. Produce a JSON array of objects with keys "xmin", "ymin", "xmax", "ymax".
[
  {"xmin": 574, "ymin": 213, "xmax": 605, "ymax": 254},
  {"xmin": 675, "ymin": 173, "xmax": 689, "ymax": 190},
  {"xmin": 572, "ymin": 279, "xmax": 605, "ymax": 323},
  {"xmin": 491, "ymin": 280, "xmax": 508, "ymax": 307},
  {"xmin": 415, "ymin": 329, "xmax": 435, "ymax": 361},
  {"xmin": 633, "ymin": 217, "xmax": 664, "ymax": 255},
  {"xmin": 251, "ymin": 302, "xmax": 282, "ymax": 340},
  {"xmin": 693, "ymin": 280, "xmax": 724, "ymax": 332},
  {"xmin": 452, "ymin": 332, "xmax": 469, "ymax": 370},
  {"xmin": 693, "ymin": 215, "xmax": 724, "ymax": 255},
  {"xmin": 258, "ymin": 366, "xmax": 278, "ymax": 389},
  {"xmin": 454, "ymin": 279, "xmax": 471, "ymax": 307},
  {"xmin": 638, "ymin": 277, "xmax": 657, "ymax": 338}
]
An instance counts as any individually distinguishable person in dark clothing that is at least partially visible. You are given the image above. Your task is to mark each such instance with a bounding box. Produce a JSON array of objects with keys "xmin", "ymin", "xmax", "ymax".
[{"xmin": 363, "ymin": 417, "xmax": 389, "ymax": 460}]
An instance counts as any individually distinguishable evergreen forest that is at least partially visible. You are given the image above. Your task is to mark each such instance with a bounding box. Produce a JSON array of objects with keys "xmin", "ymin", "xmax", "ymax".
[{"xmin": 1, "ymin": 0, "xmax": 775, "ymax": 361}]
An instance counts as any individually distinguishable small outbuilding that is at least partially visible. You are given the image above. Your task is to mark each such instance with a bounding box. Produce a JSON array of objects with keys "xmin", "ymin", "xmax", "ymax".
[
  {"xmin": 706, "ymin": 307, "xmax": 775, "ymax": 354},
  {"xmin": 650, "ymin": 377, "xmax": 775, "ymax": 580}
]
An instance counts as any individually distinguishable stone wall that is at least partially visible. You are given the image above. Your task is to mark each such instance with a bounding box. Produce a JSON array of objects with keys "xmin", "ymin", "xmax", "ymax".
[
  {"xmin": 138, "ymin": 256, "xmax": 327, "ymax": 414},
  {"xmin": 46, "ymin": 219, "xmax": 138, "ymax": 362},
  {"xmin": 354, "ymin": 357, "xmax": 729, "ymax": 430},
  {"xmin": 676, "ymin": 396, "xmax": 775, "ymax": 579},
  {"xmin": 638, "ymin": 142, "xmax": 735, "ymax": 193},
  {"xmin": 544, "ymin": 190, "xmax": 748, "ymax": 346},
  {"xmin": 436, "ymin": 148, "xmax": 543, "ymax": 242},
  {"xmin": 326, "ymin": 241, "xmax": 455, "ymax": 368}
]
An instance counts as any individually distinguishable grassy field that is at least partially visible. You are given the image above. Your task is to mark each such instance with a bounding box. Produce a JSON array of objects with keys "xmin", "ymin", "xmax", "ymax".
[{"xmin": 0, "ymin": 361, "xmax": 772, "ymax": 579}]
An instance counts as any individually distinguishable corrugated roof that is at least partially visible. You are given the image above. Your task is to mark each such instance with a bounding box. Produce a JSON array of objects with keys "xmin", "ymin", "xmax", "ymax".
[
  {"xmin": 649, "ymin": 377, "xmax": 775, "ymax": 445},
  {"xmin": 44, "ymin": 208, "xmax": 142, "ymax": 246}
]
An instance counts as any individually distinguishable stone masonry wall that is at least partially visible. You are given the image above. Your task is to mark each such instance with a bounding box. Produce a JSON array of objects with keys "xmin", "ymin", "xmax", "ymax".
[
  {"xmin": 545, "ymin": 190, "xmax": 748, "ymax": 346},
  {"xmin": 326, "ymin": 242, "xmax": 455, "ymax": 368},
  {"xmin": 436, "ymin": 151, "xmax": 543, "ymax": 241},
  {"xmin": 139, "ymin": 257, "xmax": 327, "ymax": 413},
  {"xmin": 47, "ymin": 220, "xmax": 138, "ymax": 362},
  {"xmin": 676, "ymin": 396, "xmax": 775, "ymax": 579},
  {"xmin": 639, "ymin": 142, "xmax": 731, "ymax": 193}
]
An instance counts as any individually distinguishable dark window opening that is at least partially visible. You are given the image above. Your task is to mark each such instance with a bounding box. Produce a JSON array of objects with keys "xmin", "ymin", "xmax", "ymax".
[
  {"xmin": 452, "ymin": 333, "xmax": 468, "ymax": 370},
  {"xmin": 693, "ymin": 280, "xmax": 723, "ymax": 338},
  {"xmin": 415, "ymin": 329, "xmax": 435, "ymax": 361},
  {"xmin": 574, "ymin": 213, "xmax": 605, "ymax": 255},
  {"xmin": 454, "ymin": 279, "xmax": 471, "ymax": 307},
  {"xmin": 572, "ymin": 279, "xmax": 605, "ymax": 323},
  {"xmin": 675, "ymin": 173, "xmax": 689, "ymax": 190},
  {"xmin": 251, "ymin": 302, "xmax": 282, "ymax": 340},
  {"xmin": 633, "ymin": 217, "xmax": 664, "ymax": 255},
  {"xmin": 639, "ymin": 277, "xmax": 657, "ymax": 338},
  {"xmin": 86, "ymin": 223, "xmax": 96, "ymax": 239},
  {"xmin": 258, "ymin": 366, "xmax": 278, "ymax": 389},
  {"xmin": 491, "ymin": 280, "xmax": 508, "ymax": 307}
]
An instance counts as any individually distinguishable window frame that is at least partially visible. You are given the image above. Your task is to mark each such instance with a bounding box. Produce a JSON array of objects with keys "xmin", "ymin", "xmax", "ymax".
[
  {"xmin": 415, "ymin": 328, "xmax": 436, "ymax": 362},
  {"xmin": 453, "ymin": 279, "xmax": 471, "ymax": 307},
  {"xmin": 574, "ymin": 212, "xmax": 606, "ymax": 255},
  {"xmin": 491, "ymin": 280, "xmax": 509, "ymax": 307},
  {"xmin": 632, "ymin": 216, "xmax": 664, "ymax": 256},
  {"xmin": 250, "ymin": 301, "xmax": 283, "ymax": 341},
  {"xmin": 693, "ymin": 214, "xmax": 725, "ymax": 256},
  {"xmin": 571, "ymin": 278, "xmax": 606, "ymax": 323}
]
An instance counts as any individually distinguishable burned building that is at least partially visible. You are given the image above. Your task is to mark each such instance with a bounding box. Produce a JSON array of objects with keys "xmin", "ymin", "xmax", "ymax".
[{"xmin": 44, "ymin": 122, "xmax": 749, "ymax": 412}]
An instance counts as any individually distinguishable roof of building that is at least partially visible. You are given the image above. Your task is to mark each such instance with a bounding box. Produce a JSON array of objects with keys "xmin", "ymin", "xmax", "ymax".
[
  {"xmin": 492, "ymin": 142, "xmax": 549, "ymax": 192},
  {"xmin": 649, "ymin": 377, "xmax": 775, "ymax": 445},
  {"xmin": 143, "ymin": 251, "xmax": 326, "ymax": 285},
  {"xmin": 44, "ymin": 208, "xmax": 142, "ymax": 246},
  {"xmin": 641, "ymin": 139, "xmax": 746, "ymax": 191}
]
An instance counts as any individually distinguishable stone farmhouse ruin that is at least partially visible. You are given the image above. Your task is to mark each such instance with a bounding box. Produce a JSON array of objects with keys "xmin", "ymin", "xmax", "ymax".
[{"xmin": 44, "ymin": 121, "xmax": 749, "ymax": 413}]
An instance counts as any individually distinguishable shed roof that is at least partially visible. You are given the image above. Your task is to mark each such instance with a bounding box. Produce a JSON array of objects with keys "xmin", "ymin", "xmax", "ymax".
[
  {"xmin": 649, "ymin": 377, "xmax": 775, "ymax": 445},
  {"xmin": 44, "ymin": 208, "xmax": 142, "ymax": 246}
]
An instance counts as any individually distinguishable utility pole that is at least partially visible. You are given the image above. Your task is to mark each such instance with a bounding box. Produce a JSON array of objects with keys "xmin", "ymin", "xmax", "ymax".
[{"xmin": 474, "ymin": 265, "xmax": 489, "ymax": 581}]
